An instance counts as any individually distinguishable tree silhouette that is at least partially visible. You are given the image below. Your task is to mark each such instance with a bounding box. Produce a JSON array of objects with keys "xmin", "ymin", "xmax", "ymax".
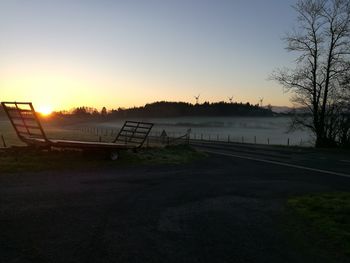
[
  {"xmin": 272, "ymin": 0, "xmax": 350, "ymax": 147},
  {"xmin": 101, "ymin": 107, "xmax": 107, "ymax": 116}
]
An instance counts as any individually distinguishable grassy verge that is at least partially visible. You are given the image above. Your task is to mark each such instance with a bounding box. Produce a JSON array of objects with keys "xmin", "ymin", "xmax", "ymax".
[
  {"xmin": 284, "ymin": 192, "xmax": 350, "ymax": 262},
  {"xmin": 0, "ymin": 145, "xmax": 206, "ymax": 173},
  {"xmin": 126, "ymin": 145, "xmax": 206, "ymax": 165}
]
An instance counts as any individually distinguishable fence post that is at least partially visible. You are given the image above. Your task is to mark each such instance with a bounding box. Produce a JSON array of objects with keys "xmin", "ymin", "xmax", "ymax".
[
  {"xmin": 267, "ymin": 138, "xmax": 270, "ymax": 145},
  {"xmin": 1, "ymin": 135, "xmax": 6, "ymax": 148},
  {"xmin": 99, "ymin": 136, "xmax": 102, "ymax": 142},
  {"xmin": 287, "ymin": 138, "xmax": 290, "ymax": 146}
]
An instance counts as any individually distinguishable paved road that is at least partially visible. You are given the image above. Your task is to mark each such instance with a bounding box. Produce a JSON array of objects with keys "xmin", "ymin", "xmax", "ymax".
[
  {"xmin": 1, "ymin": 147, "xmax": 350, "ymax": 263},
  {"xmin": 191, "ymin": 140, "xmax": 350, "ymax": 176}
]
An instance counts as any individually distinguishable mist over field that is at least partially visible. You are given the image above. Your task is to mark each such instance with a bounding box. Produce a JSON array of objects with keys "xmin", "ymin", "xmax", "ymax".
[
  {"xmin": 1, "ymin": 116, "xmax": 312, "ymax": 147},
  {"xmin": 53, "ymin": 116, "xmax": 312, "ymax": 146}
]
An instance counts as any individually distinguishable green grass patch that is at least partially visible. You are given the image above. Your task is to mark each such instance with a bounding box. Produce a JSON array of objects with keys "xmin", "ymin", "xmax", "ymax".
[
  {"xmin": 285, "ymin": 192, "xmax": 350, "ymax": 261},
  {"xmin": 0, "ymin": 148, "xmax": 100, "ymax": 173},
  {"xmin": 0, "ymin": 145, "xmax": 206, "ymax": 173},
  {"xmin": 127, "ymin": 145, "xmax": 206, "ymax": 165}
]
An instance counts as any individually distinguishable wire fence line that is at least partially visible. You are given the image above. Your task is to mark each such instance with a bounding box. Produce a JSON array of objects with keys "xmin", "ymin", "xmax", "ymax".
[
  {"xmin": 0, "ymin": 125, "xmax": 310, "ymax": 149},
  {"xmin": 76, "ymin": 126, "xmax": 310, "ymax": 147}
]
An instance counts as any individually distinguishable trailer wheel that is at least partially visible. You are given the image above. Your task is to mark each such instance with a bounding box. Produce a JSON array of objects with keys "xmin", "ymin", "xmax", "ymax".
[{"xmin": 110, "ymin": 151, "xmax": 119, "ymax": 161}]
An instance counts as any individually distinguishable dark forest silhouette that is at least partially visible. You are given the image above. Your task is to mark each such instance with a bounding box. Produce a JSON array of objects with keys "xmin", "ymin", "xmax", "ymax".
[
  {"xmin": 62, "ymin": 101, "xmax": 273, "ymax": 119},
  {"xmin": 0, "ymin": 101, "xmax": 275, "ymax": 122}
]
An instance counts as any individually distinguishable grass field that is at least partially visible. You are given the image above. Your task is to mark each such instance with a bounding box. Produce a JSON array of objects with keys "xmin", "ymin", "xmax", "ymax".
[
  {"xmin": 0, "ymin": 145, "xmax": 206, "ymax": 173},
  {"xmin": 0, "ymin": 120, "xmax": 25, "ymax": 146},
  {"xmin": 0, "ymin": 119, "xmax": 123, "ymax": 147},
  {"xmin": 285, "ymin": 193, "xmax": 350, "ymax": 262},
  {"xmin": 0, "ymin": 115, "xmax": 314, "ymax": 147},
  {"xmin": 0, "ymin": 118, "xmax": 203, "ymax": 173}
]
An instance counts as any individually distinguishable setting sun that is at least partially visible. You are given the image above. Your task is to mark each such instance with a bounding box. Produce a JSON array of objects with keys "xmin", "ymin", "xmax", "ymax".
[{"xmin": 37, "ymin": 105, "xmax": 53, "ymax": 116}]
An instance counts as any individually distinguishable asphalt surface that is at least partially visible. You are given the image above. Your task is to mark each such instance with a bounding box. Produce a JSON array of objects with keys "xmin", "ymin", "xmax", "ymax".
[
  {"xmin": 1, "ymin": 145, "xmax": 350, "ymax": 263},
  {"xmin": 191, "ymin": 140, "xmax": 350, "ymax": 175}
]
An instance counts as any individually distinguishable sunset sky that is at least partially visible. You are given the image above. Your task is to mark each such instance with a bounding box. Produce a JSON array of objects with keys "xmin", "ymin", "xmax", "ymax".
[{"xmin": 0, "ymin": 0, "xmax": 297, "ymax": 111}]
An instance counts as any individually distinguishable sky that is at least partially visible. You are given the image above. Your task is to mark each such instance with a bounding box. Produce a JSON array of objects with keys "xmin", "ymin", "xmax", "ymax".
[{"xmin": 0, "ymin": 0, "xmax": 298, "ymax": 112}]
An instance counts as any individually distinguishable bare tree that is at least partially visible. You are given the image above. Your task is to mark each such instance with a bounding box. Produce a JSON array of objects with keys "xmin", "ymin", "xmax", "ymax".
[
  {"xmin": 338, "ymin": 71, "xmax": 350, "ymax": 145},
  {"xmin": 272, "ymin": 0, "xmax": 350, "ymax": 147}
]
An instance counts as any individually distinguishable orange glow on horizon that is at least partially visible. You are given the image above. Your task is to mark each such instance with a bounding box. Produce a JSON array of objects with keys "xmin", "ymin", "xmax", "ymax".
[{"xmin": 1, "ymin": 61, "xmax": 293, "ymax": 111}]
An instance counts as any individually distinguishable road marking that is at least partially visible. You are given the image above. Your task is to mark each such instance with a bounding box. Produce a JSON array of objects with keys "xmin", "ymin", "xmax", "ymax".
[{"xmin": 204, "ymin": 150, "xmax": 350, "ymax": 179}]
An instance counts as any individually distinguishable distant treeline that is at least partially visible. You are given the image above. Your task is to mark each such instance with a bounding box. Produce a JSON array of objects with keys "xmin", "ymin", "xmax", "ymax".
[
  {"xmin": 0, "ymin": 101, "xmax": 274, "ymax": 121},
  {"xmin": 111, "ymin": 101, "xmax": 273, "ymax": 118},
  {"xmin": 63, "ymin": 101, "xmax": 274, "ymax": 119}
]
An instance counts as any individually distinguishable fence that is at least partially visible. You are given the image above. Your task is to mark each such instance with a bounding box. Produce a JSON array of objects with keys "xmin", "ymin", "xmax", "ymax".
[
  {"xmin": 75, "ymin": 126, "xmax": 311, "ymax": 147},
  {"xmin": 0, "ymin": 124, "xmax": 311, "ymax": 149}
]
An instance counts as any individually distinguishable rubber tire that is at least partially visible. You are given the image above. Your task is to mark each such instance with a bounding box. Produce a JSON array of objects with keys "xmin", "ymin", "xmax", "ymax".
[{"xmin": 110, "ymin": 151, "xmax": 119, "ymax": 161}]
